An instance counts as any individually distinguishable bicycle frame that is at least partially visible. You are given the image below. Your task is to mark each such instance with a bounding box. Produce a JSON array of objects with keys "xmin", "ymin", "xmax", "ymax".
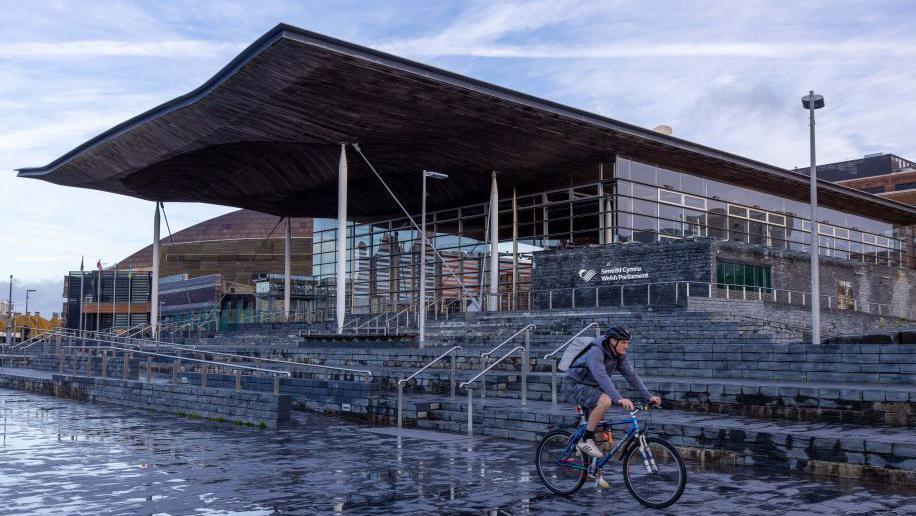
[{"xmin": 557, "ymin": 410, "xmax": 646, "ymax": 471}]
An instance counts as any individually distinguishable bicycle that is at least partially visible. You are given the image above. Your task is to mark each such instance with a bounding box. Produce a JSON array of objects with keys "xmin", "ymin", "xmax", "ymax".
[{"xmin": 535, "ymin": 403, "xmax": 686, "ymax": 509}]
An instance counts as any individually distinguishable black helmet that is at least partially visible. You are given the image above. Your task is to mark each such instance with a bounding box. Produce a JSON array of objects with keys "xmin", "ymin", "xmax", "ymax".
[{"xmin": 606, "ymin": 325, "xmax": 631, "ymax": 341}]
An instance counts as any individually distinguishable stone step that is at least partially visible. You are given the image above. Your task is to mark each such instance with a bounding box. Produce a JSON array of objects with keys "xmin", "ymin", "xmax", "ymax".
[{"xmin": 409, "ymin": 396, "xmax": 916, "ymax": 472}]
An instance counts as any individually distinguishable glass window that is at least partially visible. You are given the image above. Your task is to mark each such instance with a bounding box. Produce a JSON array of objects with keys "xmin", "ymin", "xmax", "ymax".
[
  {"xmin": 728, "ymin": 205, "xmax": 748, "ymax": 218},
  {"xmin": 658, "ymin": 189, "xmax": 681, "ymax": 204},
  {"xmin": 716, "ymin": 261, "xmax": 772, "ymax": 289}
]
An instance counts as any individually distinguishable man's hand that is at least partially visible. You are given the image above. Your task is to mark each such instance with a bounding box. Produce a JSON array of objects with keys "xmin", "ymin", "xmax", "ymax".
[
  {"xmin": 617, "ymin": 398, "xmax": 635, "ymax": 410},
  {"xmin": 649, "ymin": 396, "xmax": 662, "ymax": 407}
]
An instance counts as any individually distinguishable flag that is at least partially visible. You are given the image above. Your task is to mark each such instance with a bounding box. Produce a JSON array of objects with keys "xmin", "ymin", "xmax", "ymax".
[
  {"xmin": 80, "ymin": 256, "xmax": 84, "ymax": 272},
  {"xmin": 96, "ymin": 259, "xmax": 103, "ymax": 271}
]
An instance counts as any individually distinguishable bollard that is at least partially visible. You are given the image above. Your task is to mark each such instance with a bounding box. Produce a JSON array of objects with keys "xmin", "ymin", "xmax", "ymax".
[
  {"xmin": 201, "ymin": 365, "xmax": 208, "ymax": 388},
  {"xmin": 235, "ymin": 370, "xmax": 241, "ymax": 392},
  {"xmin": 122, "ymin": 353, "xmax": 129, "ymax": 380},
  {"xmin": 146, "ymin": 357, "xmax": 152, "ymax": 383}
]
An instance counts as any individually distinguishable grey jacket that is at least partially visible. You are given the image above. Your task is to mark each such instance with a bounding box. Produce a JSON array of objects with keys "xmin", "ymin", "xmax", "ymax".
[{"xmin": 565, "ymin": 336, "xmax": 653, "ymax": 402}]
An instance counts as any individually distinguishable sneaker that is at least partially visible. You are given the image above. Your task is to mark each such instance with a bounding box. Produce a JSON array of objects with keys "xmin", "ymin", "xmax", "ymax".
[
  {"xmin": 576, "ymin": 438, "xmax": 604, "ymax": 459},
  {"xmin": 595, "ymin": 471, "xmax": 610, "ymax": 489}
]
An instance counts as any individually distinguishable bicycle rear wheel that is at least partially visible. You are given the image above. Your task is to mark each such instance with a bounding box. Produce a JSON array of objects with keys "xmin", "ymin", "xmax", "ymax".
[
  {"xmin": 535, "ymin": 430, "xmax": 587, "ymax": 495},
  {"xmin": 621, "ymin": 435, "xmax": 686, "ymax": 508}
]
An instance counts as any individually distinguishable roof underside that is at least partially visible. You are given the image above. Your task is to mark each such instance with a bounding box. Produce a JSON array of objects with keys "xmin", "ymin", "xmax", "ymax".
[{"xmin": 17, "ymin": 24, "xmax": 916, "ymax": 224}]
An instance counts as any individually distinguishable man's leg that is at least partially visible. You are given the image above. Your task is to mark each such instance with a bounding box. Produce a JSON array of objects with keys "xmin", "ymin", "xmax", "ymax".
[
  {"xmin": 587, "ymin": 394, "xmax": 612, "ymax": 431},
  {"xmin": 577, "ymin": 393, "xmax": 612, "ymax": 460}
]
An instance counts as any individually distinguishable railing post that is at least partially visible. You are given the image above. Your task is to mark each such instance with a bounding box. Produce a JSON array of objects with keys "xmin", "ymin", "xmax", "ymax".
[
  {"xmin": 802, "ymin": 293, "xmax": 806, "ymax": 306},
  {"xmin": 467, "ymin": 388, "xmax": 474, "ymax": 436},
  {"xmin": 550, "ymin": 359, "xmax": 557, "ymax": 406},
  {"xmin": 708, "ymin": 283, "xmax": 712, "ymax": 298},
  {"xmin": 397, "ymin": 382, "xmax": 404, "ymax": 429},
  {"xmin": 647, "ymin": 284, "xmax": 651, "ymax": 305},
  {"xmin": 758, "ymin": 287, "xmax": 762, "ymax": 301},
  {"xmin": 480, "ymin": 356, "xmax": 487, "ymax": 400},
  {"xmin": 201, "ymin": 364, "xmax": 208, "ymax": 388},
  {"xmin": 549, "ymin": 290, "xmax": 553, "ymax": 310},
  {"xmin": 788, "ymin": 291, "xmax": 792, "ymax": 304},
  {"xmin": 146, "ymin": 357, "xmax": 152, "ymax": 383},
  {"xmin": 571, "ymin": 288, "xmax": 575, "ymax": 309},
  {"xmin": 742, "ymin": 286, "xmax": 746, "ymax": 300},
  {"xmin": 620, "ymin": 285, "xmax": 624, "ymax": 306},
  {"xmin": 450, "ymin": 353, "xmax": 456, "ymax": 399},
  {"xmin": 235, "ymin": 370, "xmax": 241, "ymax": 392},
  {"xmin": 686, "ymin": 282, "xmax": 690, "ymax": 299},
  {"xmin": 726, "ymin": 285, "xmax": 730, "ymax": 299},
  {"xmin": 521, "ymin": 330, "xmax": 529, "ymax": 407},
  {"xmin": 595, "ymin": 287, "xmax": 599, "ymax": 308},
  {"xmin": 273, "ymin": 375, "xmax": 280, "ymax": 395}
]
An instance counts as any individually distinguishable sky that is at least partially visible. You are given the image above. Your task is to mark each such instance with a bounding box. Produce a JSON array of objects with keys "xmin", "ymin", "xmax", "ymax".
[{"xmin": 2, "ymin": 0, "xmax": 916, "ymax": 316}]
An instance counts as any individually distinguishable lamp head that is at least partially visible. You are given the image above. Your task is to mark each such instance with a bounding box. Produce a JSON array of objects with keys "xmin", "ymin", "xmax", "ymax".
[
  {"xmin": 801, "ymin": 93, "xmax": 825, "ymax": 110},
  {"xmin": 423, "ymin": 170, "xmax": 449, "ymax": 180}
]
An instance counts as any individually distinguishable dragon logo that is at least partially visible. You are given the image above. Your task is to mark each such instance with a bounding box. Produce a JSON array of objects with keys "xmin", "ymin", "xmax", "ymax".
[{"xmin": 578, "ymin": 269, "xmax": 598, "ymax": 282}]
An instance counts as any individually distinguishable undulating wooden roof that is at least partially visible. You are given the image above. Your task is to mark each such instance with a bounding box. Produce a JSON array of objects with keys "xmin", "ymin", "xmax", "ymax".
[{"xmin": 16, "ymin": 23, "xmax": 916, "ymax": 224}]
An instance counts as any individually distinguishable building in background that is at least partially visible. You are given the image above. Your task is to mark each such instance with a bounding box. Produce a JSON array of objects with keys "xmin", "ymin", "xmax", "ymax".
[
  {"xmin": 810, "ymin": 153, "xmax": 916, "ymax": 267},
  {"xmin": 62, "ymin": 270, "xmax": 152, "ymax": 331}
]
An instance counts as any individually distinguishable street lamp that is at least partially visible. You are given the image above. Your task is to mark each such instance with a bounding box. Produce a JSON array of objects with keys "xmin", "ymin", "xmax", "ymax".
[
  {"xmin": 802, "ymin": 91, "xmax": 825, "ymax": 345},
  {"xmin": 419, "ymin": 170, "xmax": 449, "ymax": 347}
]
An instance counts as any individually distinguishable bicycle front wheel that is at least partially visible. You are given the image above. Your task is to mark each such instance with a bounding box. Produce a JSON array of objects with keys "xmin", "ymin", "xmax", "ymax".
[
  {"xmin": 535, "ymin": 430, "xmax": 588, "ymax": 495},
  {"xmin": 622, "ymin": 435, "xmax": 686, "ymax": 509}
]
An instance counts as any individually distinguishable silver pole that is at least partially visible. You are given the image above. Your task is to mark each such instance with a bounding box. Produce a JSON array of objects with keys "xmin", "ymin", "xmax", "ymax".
[
  {"xmin": 285, "ymin": 218, "xmax": 292, "ymax": 321},
  {"xmin": 511, "ymin": 188, "xmax": 518, "ymax": 310},
  {"xmin": 6, "ymin": 275, "xmax": 11, "ymax": 346},
  {"xmin": 151, "ymin": 203, "xmax": 161, "ymax": 339},
  {"xmin": 419, "ymin": 172, "xmax": 427, "ymax": 347},
  {"xmin": 488, "ymin": 171, "xmax": 499, "ymax": 311},
  {"xmin": 551, "ymin": 360, "xmax": 557, "ymax": 406},
  {"xmin": 808, "ymin": 90, "xmax": 821, "ymax": 346},
  {"xmin": 336, "ymin": 144, "xmax": 348, "ymax": 335},
  {"xmin": 521, "ymin": 328, "xmax": 529, "ymax": 406}
]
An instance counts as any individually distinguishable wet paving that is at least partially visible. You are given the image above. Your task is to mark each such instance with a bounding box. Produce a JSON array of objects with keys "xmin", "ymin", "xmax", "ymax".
[{"xmin": 1, "ymin": 389, "xmax": 915, "ymax": 515}]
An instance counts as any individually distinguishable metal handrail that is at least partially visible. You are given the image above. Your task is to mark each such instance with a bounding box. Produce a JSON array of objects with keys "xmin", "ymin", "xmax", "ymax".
[
  {"xmin": 481, "ymin": 324, "xmax": 536, "ymax": 359},
  {"xmin": 529, "ymin": 280, "xmax": 915, "ymax": 320},
  {"xmin": 355, "ymin": 314, "xmax": 384, "ymax": 334},
  {"xmin": 459, "ymin": 345, "xmax": 525, "ymax": 437},
  {"xmin": 460, "ymin": 345, "xmax": 524, "ymax": 390},
  {"xmin": 545, "ymin": 322, "xmax": 600, "ymax": 406},
  {"xmin": 81, "ymin": 332, "xmax": 374, "ymax": 377},
  {"xmin": 396, "ymin": 345, "xmax": 462, "ymax": 428},
  {"xmin": 62, "ymin": 343, "xmax": 290, "ymax": 377}
]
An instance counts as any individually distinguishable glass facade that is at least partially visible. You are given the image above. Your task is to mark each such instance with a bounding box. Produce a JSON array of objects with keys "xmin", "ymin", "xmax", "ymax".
[{"xmin": 302, "ymin": 157, "xmax": 908, "ymax": 316}]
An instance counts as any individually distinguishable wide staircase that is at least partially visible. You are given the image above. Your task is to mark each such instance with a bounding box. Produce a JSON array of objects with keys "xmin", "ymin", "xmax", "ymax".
[{"xmin": 7, "ymin": 303, "xmax": 916, "ymax": 480}]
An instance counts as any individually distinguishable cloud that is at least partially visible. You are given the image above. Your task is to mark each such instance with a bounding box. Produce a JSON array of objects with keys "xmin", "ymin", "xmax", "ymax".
[{"xmin": 0, "ymin": 39, "xmax": 242, "ymax": 58}]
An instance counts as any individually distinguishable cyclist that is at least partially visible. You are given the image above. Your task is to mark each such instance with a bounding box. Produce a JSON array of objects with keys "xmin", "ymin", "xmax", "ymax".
[{"xmin": 563, "ymin": 325, "xmax": 661, "ymax": 460}]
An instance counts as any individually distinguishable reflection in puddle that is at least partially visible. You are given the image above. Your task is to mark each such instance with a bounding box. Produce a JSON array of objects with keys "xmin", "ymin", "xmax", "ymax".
[{"xmin": 2, "ymin": 389, "xmax": 916, "ymax": 515}]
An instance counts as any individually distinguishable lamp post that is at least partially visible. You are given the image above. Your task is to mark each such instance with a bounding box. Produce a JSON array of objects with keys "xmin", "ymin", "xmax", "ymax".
[
  {"xmin": 419, "ymin": 170, "xmax": 449, "ymax": 347},
  {"xmin": 802, "ymin": 91, "xmax": 825, "ymax": 345}
]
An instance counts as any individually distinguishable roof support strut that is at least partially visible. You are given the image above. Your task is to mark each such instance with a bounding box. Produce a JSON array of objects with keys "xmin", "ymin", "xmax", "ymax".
[{"xmin": 336, "ymin": 144, "xmax": 348, "ymax": 335}]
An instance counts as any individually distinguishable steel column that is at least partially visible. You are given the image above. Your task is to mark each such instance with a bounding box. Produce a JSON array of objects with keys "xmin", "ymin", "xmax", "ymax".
[{"xmin": 336, "ymin": 144, "xmax": 348, "ymax": 334}]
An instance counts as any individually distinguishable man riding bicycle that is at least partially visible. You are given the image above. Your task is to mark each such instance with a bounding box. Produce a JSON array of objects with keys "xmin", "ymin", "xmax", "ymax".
[{"xmin": 563, "ymin": 326, "xmax": 661, "ymax": 461}]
